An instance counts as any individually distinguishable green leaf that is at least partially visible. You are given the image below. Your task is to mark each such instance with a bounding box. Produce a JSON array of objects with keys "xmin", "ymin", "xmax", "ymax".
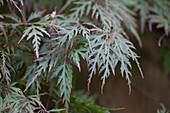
[
  {"xmin": 0, "ymin": 97, "xmax": 7, "ymax": 112},
  {"xmin": 25, "ymin": 56, "xmax": 54, "ymax": 91},
  {"xmin": 5, "ymin": 14, "xmax": 21, "ymax": 23},
  {"xmin": 27, "ymin": 11, "xmax": 45, "ymax": 22},
  {"xmin": 87, "ymin": 27, "xmax": 143, "ymax": 93},
  {"xmin": 56, "ymin": 61, "xmax": 72, "ymax": 107},
  {"xmin": 69, "ymin": 48, "xmax": 86, "ymax": 71},
  {"xmin": 69, "ymin": 1, "xmax": 92, "ymax": 18},
  {"xmin": 48, "ymin": 109, "xmax": 65, "ymax": 112},
  {"xmin": 19, "ymin": 25, "xmax": 50, "ymax": 58},
  {"xmin": 157, "ymin": 103, "xmax": 169, "ymax": 113}
]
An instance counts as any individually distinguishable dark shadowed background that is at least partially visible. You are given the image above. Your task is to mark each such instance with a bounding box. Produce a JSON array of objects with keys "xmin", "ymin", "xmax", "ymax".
[{"xmin": 75, "ymin": 28, "xmax": 170, "ymax": 113}]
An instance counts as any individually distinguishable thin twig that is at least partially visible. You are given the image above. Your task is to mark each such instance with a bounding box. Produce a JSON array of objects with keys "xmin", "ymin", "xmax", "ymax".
[
  {"xmin": 105, "ymin": 0, "xmax": 109, "ymax": 11},
  {"xmin": 19, "ymin": 0, "xmax": 24, "ymax": 6},
  {"xmin": 46, "ymin": 78, "xmax": 56, "ymax": 109},
  {"xmin": 0, "ymin": 23, "xmax": 8, "ymax": 47},
  {"xmin": 58, "ymin": 0, "xmax": 73, "ymax": 14},
  {"xmin": 8, "ymin": 0, "xmax": 27, "ymax": 23},
  {"xmin": 131, "ymin": 83, "xmax": 161, "ymax": 103}
]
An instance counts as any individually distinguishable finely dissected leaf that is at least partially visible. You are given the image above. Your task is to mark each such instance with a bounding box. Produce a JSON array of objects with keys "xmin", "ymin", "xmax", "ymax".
[
  {"xmin": 56, "ymin": 25, "xmax": 79, "ymax": 47},
  {"xmin": 19, "ymin": 25, "xmax": 50, "ymax": 58},
  {"xmin": 27, "ymin": 11, "xmax": 45, "ymax": 22},
  {"xmin": 133, "ymin": 1, "xmax": 149, "ymax": 33},
  {"xmin": 24, "ymin": 56, "xmax": 55, "ymax": 91},
  {"xmin": 0, "ymin": 50, "xmax": 12, "ymax": 83},
  {"xmin": 92, "ymin": 4, "xmax": 113, "ymax": 32},
  {"xmin": 53, "ymin": 61, "xmax": 72, "ymax": 107},
  {"xmin": 69, "ymin": 1, "xmax": 92, "ymax": 18},
  {"xmin": 148, "ymin": 0, "xmax": 170, "ymax": 36},
  {"xmin": 87, "ymin": 25, "xmax": 143, "ymax": 93},
  {"xmin": 69, "ymin": 47, "xmax": 87, "ymax": 71},
  {"xmin": 79, "ymin": 25, "xmax": 92, "ymax": 51},
  {"xmin": 4, "ymin": 14, "xmax": 21, "ymax": 23},
  {"xmin": 1, "ymin": 0, "xmax": 162, "ymax": 112},
  {"xmin": 66, "ymin": 0, "xmax": 144, "ymax": 94},
  {"xmin": 52, "ymin": 20, "xmax": 92, "ymax": 52},
  {"xmin": 6, "ymin": 85, "xmax": 46, "ymax": 113},
  {"xmin": 110, "ymin": 1, "xmax": 142, "ymax": 47}
]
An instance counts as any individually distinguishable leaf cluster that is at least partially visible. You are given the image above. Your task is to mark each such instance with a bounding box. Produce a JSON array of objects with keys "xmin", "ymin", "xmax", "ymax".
[{"xmin": 0, "ymin": 0, "xmax": 169, "ymax": 112}]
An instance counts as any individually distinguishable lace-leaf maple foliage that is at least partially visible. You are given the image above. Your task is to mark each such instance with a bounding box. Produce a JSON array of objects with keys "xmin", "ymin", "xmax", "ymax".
[{"xmin": 0, "ymin": 0, "xmax": 169, "ymax": 112}]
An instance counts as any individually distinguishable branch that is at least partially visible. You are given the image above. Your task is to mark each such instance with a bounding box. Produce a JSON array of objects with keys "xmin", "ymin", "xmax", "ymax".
[
  {"xmin": 105, "ymin": 0, "xmax": 109, "ymax": 11},
  {"xmin": 58, "ymin": 0, "xmax": 73, "ymax": 14}
]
